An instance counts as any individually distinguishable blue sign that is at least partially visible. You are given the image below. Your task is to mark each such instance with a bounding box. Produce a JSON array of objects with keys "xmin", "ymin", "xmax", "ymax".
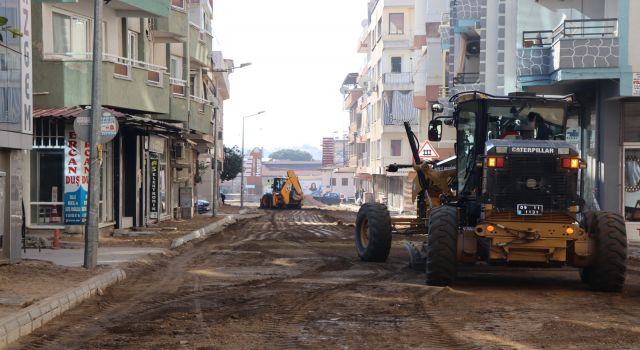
[{"xmin": 64, "ymin": 127, "xmax": 89, "ymax": 225}]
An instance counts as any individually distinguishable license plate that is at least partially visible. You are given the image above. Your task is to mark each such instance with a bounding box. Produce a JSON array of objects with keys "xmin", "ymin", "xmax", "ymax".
[{"xmin": 517, "ymin": 204, "xmax": 543, "ymax": 216}]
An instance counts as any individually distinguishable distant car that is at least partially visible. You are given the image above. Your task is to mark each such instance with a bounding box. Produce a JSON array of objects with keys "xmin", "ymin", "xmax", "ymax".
[
  {"xmin": 196, "ymin": 199, "xmax": 210, "ymax": 214},
  {"xmin": 314, "ymin": 192, "xmax": 341, "ymax": 205}
]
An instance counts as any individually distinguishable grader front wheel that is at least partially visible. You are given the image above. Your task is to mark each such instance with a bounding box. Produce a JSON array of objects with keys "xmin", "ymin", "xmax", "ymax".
[
  {"xmin": 355, "ymin": 203, "xmax": 392, "ymax": 262},
  {"xmin": 425, "ymin": 205, "xmax": 458, "ymax": 286}
]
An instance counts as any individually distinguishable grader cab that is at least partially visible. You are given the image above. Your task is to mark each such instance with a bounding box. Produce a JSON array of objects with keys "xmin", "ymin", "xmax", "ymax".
[{"xmin": 355, "ymin": 91, "xmax": 628, "ymax": 292}]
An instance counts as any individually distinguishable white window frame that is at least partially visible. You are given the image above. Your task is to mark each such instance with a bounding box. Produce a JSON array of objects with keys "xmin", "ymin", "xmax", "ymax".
[
  {"xmin": 127, "ymin": 30, "xmax": 139, "ymax": 61},
  {"xmin": 51, "ymin": 9, "xmax": 91, "ymax": 56},
  {"xmin": 171, "ymin": 0, "xmax": 186, "ymax": 11}
]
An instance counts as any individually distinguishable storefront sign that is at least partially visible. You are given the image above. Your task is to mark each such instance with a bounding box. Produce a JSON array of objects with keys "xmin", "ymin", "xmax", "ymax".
[
  {"xmin": 21, "ymin": 0, "xmax": 32, "ymax": 134},
  {"xmin": 149, "ymin": 153, "xmax": 159, "ymax": 219},
  {"xmin": 74, "ymin": 110, "xmax": 119, "ymax": 143},
  {"xmin": 63, "ymin": 128, "xmax": 89, "ymax": 225},
  {"xmin": 633, "ymin": 72, "xmax": 640, "ymax": 97}
]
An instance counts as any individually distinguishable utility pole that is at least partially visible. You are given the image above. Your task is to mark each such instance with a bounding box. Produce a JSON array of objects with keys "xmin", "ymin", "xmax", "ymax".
[
  {"xmin": 84, "ymin": 0, "xmax": 103, "ymax": 269},
  {"xmin": 240, "ymin": 110, "xmax": 265, "ymax": 208},
  {"xmin": 211, "ymin": 109, "xmax": 218, "ymax": 216}
]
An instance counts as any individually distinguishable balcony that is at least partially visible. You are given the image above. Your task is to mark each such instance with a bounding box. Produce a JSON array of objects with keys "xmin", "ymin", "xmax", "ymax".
[
  {"xmin": 343, "ymin": 89, "xmax": 363, "ymax": 110},
  {"xmin": 189, "ymin": 25, "xmax": 213, "ymax": 67},
  {"xmin": 105, "ymin": 0, "xmax": 169, "ymax": 17},
  {"xmin": 517, "ymin": 18, "xmax": 619, "ymax": 85},
  {"xmin": 357, "ymin": 29, "xmax": 370, "ymax": 53},
  {"xmin": 451, "ymin": 0, "xmax": 480, "ymax": 29},
  {"xmin": 189, "ymin": 96, "xmax": 213, "ymax": 135},
  {"xmin": 382, "ymin": 72, "xmax": 413, "ymax": 91},
  {"xmin": 34, "ymin": 53, "xmax": 169, "ymax": 114},
  {"xmin": 149, "ymin": 6, "xmax": 189, "ymax": 43},
  {"xmin": 453, "ymin": 72, "xmax": 480, "ymax": 85}
]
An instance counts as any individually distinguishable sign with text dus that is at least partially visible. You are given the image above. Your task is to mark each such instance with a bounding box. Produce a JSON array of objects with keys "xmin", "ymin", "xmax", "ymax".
[{"xmin": 64, "ymin": 128, "xmax": 90, "ymax": 225}]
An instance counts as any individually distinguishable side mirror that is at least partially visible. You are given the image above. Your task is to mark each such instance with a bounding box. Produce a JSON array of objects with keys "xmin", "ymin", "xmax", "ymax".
[
  {"xmin": 428, "ymin": 120, "xmax": 443, "ymax": 142},
  {"xmin": 431, "ymin": 103, "xmax": 444, "ymax": 114},
  {"xmin": 386, "ymin": 164, "xmax": 399, "ymax": 173}
]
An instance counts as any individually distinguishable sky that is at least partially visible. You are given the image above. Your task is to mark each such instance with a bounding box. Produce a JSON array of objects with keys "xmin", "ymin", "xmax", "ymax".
[{"xmin": 212, "ymin": 0, "xmax": 367, "ymax": 157}]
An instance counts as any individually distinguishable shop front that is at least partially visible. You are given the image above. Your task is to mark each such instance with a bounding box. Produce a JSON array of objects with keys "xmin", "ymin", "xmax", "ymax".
[{"xmin": 623, "ymin": 102, "xmax": 640, "ymax": 242}]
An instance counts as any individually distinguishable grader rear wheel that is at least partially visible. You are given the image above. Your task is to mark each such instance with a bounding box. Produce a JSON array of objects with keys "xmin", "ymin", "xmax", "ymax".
[
  {"xmin": 354, "ymin": 203, "xmax": 392, "ymax": 262},
  {"xmin": 581, "ymin": 211, "xmax": 627, "ymax": 292}
]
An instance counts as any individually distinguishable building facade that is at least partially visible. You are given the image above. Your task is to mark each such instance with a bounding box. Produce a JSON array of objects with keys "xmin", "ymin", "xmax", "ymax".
[
  {"xmin": 0, "ymin": 0, "xmax": 33, "ymax": 263},
  {"xmin": 28, "ymin": 0, "xmax": 221, "ymax": 236},
  {"xmin": 344, "ymin": 0, "xmax": 427, "ymax": 213}
]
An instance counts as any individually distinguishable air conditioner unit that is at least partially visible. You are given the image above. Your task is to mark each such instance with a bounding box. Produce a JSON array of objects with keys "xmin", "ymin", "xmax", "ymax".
[{"xmin": 467, "ymin": 40, "xmax": 480, "ymax": 55}]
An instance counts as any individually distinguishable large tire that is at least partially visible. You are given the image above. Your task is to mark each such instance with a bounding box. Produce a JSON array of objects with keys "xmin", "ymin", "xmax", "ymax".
[
  {"xmin": 260, "ymin": 194, "xmax": 272, "ymax": 209},
  {"xmin": 355, "ymin": 203, "xmax": 392, "ymax": 262},
  {"xmin": 426, "ymin": 205, "xmax": 458, "ymax": 286},
  {"xmin": 581, "ymin": 211, "xmax": 627, "ymax": 292}
]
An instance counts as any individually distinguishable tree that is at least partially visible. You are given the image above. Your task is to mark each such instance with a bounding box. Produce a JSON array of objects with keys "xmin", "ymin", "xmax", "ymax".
[
  {"xmin": 269, "ymin": 149, "xmax": 313, "ymax": 161},
  {"xmin": 221, "ymin": 146, "xmax": 243, "ymax": 182},
  {"xmin": 0, "ymin": 17, "xmax": 22, "ymax": 42}
]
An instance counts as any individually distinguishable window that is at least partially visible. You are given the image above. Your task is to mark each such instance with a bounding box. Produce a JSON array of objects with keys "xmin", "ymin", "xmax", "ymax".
[
  {"xmin": 389, "ymin": 13, "xmax": 404, "ymax": 35},
  {"xmin": 391, "ymin": 140, "xmax": 402, "ymax": 157},
  {"xmin": 30, "ymin": 150, "xmax": 64, "ymax": 225},
  {"xmin": 342, "ymin": 178, "xmax": 349, "ymax": 186},
  {"xmin": 171, "ymin": 0, "xmax": 185, "ymax": 10},
  {"xmin": 376, "ymin": 18, "xmax": 382, "ymax": 41},
  {"xmin": 391, "ymin": 57, "xmax": 402, "ymax": 73},
  {"xmin": 52, "ymin": 12, "xmax": 89, "ymax": 55},
  {"xmin": 190, "ymin": 74, "xmax": 197, "ymax": 96},
  {"xmin": 127, "ymin": 30, "xmax": 138, "ymax": 61},
  {"xmin": 170, "ymin": 56, "xmax": 183, "ymax": 80},
  {"xmin": 330, "ymin": 178, "xmax": 337, "ymax": 186},
  {"xmin": 33, "ymin": 119, "xmax": 65, "ymax": 148}
]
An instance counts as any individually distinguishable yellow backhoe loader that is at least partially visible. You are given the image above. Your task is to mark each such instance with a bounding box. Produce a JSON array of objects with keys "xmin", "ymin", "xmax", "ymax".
[{"xmin": 260, "ymin": 170, "xmax": 304, "ymax": 209}]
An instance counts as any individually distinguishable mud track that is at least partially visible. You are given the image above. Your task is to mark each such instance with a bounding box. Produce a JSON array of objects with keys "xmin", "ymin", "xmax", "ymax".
[{"xmin": 12, "ymin": 209, "xmax": 640, "ymax": 349}]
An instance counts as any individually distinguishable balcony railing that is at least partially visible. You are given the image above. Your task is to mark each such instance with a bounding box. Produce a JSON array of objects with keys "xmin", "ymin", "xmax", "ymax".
[
  {"xmin": 383, "ymin": 72, "xmax": 413, "ymax": 84},
  {"xmin": 54, "ymin": 52, "xmax": 167, "ymax": 86},
  {"xmin": 453, "ymin": 72, "xmax": 480, "ymax": 85},
  {"xmin": 441, "ymin": 12, "xmax": 450, "ymax": 25},
  {"xmin": 522, "ymin": 18, "xmax": 618, "ymax": 48},
  {"xmin": 170, "ymin": 78, "xmax": 187, "ymax": 95}
]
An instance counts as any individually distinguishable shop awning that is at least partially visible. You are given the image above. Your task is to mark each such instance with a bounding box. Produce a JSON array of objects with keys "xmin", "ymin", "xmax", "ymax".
[{"xmin": 33, "ymin": 107, "xmax": 126, "ymax": 119}]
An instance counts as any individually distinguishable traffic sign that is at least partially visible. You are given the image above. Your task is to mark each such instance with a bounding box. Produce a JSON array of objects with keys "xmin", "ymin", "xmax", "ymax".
[
  {"xmin": 73, "ymin": 109, "xmax": 119, "ymax": 143},
  {"xmin": 418, "ymin": 140, "xmax": 440, "ymax": 160}
]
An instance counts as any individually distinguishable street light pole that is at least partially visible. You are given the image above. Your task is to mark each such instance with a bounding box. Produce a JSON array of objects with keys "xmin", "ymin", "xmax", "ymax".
[
  {"xmin": 84, "ymin": 0, "xmax": 103, "ymax": 269},
  {"xmin": 240, "ymin": 110, "xmax": 265, "ymax": 208}
]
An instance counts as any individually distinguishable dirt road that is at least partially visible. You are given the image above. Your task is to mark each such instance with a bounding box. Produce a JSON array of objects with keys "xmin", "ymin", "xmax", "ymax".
[{"xmin": 12, "ymin": 209, "xmax": 640, "ymax": 350}]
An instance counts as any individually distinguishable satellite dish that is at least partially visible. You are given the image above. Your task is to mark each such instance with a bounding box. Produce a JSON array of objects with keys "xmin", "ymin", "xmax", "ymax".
[
  {"xmin": 361, "ymin": 19, "xmax": 368, "ymax": 28},
  {"xmin": 340, "ymin": 86, "xmax": 349, "ymax": 95}
]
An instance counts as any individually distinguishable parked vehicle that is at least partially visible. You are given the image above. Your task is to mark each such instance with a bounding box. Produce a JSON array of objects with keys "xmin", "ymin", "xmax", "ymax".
[
  {"xmin": 314, "ymin": 192, "xmax": 342, "ymax": 205},
  {"xmin": 196, "ymin": 199, "xmax": 210, "ymax": 214}
]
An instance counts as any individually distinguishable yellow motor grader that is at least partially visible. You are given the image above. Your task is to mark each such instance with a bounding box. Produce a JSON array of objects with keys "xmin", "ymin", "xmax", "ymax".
[{"xmin": 355, "ymin": 91, "xmax": 628, "ymax": 291}]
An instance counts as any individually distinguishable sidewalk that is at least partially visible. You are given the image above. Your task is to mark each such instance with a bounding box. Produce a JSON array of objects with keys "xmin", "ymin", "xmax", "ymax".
[{"xmin": 0, "ymin": 207, "xmax": 255, "ymax": 349}]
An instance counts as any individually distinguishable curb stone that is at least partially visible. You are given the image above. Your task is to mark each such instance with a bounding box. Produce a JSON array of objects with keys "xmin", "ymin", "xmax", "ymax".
[
  {"xmin": 0, "ymin": 269, "xmax": 126, "ymax": 349},
  {"xmin": 170, "ymin": 209, "xmax": 258, "ymax": 249}
]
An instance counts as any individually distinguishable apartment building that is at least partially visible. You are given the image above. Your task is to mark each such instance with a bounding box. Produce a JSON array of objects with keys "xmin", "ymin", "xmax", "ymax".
[
  {"xmin": 0, "ymin": 0, "xmax": 32, "ymax": 263},
  {"xmin": 347, "ymin": 0, "xmax": 425, "ymax": 213},
  {"xmin": 28, "ymin": 0, "xmax": 220, "ymax": 234},
  {"xmin": 512, "ymin": 0, "xmax": 640, "ymax": 241}
]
